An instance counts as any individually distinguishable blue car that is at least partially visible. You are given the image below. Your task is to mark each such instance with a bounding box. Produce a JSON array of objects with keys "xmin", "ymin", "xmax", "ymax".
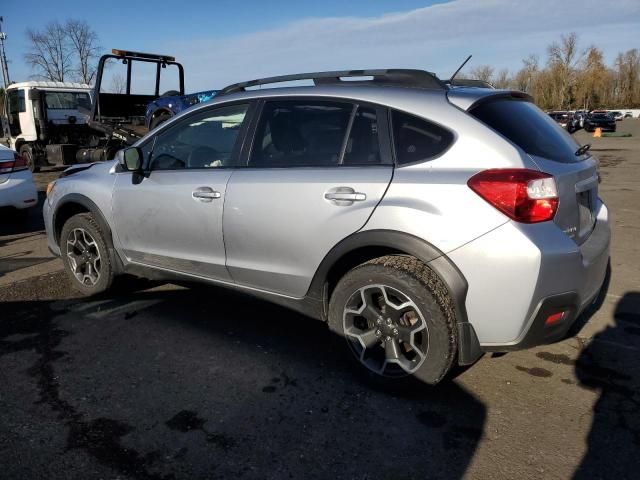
[{"xmin": 145, "ymin": 90, "xmax": 218, "ymax": 130}]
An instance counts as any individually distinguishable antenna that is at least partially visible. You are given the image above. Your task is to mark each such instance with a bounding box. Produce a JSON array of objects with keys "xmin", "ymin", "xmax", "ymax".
[
  {"xmin": 449, "ymin": 55, "xmax": 472, "ymax": 83},
  {"xmin": 0, "ymin": 16, "xmax": 10, "ymax": 89}
]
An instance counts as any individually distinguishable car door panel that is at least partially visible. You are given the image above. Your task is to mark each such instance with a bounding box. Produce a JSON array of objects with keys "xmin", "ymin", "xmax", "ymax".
[
  {"xmin": 224, "ymin": 167, "xmax": 392, "ymax": 297},
  {"xmin": 223, "ymin": 99, "xmax": 393, "ymax": 298},
  {"xmin": 112, "ymin": 170, "xmax": 232, "ymax": 279},
  {"xmin": 111, "ymin": 102, "xmax": 251, "ymax": 281}
]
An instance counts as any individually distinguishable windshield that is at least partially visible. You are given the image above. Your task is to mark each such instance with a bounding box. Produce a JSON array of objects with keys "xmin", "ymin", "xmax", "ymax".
[
  {"xmin": 44, "ymin": 91, "xmax": 92, "ymax": 110},
  {"xmin": 471, "ymin": 98, "xmax": 581, "ymax": 163}
]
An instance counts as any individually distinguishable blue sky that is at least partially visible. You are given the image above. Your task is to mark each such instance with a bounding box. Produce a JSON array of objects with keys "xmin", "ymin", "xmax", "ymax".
[{"xmin": 2, "ymin": 0, "xmax": 639, "ymax": 91}]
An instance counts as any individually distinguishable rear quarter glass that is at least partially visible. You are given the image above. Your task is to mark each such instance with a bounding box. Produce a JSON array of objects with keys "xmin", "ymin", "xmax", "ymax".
[{"xmin": 470, "ymin": 98, "xmax": 582, "ymax": 163}]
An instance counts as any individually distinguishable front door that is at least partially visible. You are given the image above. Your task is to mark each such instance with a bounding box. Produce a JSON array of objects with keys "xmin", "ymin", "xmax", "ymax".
[
  {"xmin": 112, "ymin": 103, "xmax": 251, "ymax": 280},
  {"xmin": 224, "ymin": 99, "xmax": 393, "ymax": 297}
]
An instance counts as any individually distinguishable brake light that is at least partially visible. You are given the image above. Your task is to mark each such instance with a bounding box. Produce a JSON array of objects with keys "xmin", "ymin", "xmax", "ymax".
[
  {"xmin": 468, "ymin": 169, "xmax": 559, "ymax": 223},
  {"xmin": 0, "ymin": 153, "xmax": 29, "ymax": 174}
]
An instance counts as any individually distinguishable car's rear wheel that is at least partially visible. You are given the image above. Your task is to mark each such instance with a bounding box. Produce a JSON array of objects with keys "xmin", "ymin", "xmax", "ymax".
[
  {"xmin": 60, "ymin": 213, "xmax": 114, "ymax": 295},
  {"xmin": 328, "ymin": 255, "xmax": 457, "ymax": 386}
]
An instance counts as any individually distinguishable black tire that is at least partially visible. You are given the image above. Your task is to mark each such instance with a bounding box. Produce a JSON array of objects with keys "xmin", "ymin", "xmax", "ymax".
[
  {"xmin": 328, "ymin": 255, "xmax": 457, "ymax": 386},
  {"xmin": 159, "ymin": 90, "xmax": 180, "ymax": 97},
  {"xmin": 60, "ymin": 213, "xmax": 114, "ymax": 296},
  {"xmin": 19, "ymin": 145, "xmax": 39, "ymax": 173},
  {"xmin": 149, "ymin": 111, "xmax": 172, "ymax": 130}
]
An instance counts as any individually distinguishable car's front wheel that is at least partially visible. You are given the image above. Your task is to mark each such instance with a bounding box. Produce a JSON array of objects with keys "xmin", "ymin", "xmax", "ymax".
[
  {"xmin": 328, "ymin": 255, "xmax": 457, "ymax": 386},
  {"xmin": 60, "ymin": 213, "xmax": 114, "ymax": 295}
]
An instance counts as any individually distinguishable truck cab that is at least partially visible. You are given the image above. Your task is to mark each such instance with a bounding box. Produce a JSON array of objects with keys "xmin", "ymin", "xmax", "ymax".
[{"xmin": 1, "ymin": 82, "xmax": 94, "ymax": 171}]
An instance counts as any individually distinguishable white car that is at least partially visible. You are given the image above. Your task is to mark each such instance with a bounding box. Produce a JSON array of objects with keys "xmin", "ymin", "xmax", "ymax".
[{"xmin": 0, "ymin": 144, "xmax": 38, "ymax": 212}]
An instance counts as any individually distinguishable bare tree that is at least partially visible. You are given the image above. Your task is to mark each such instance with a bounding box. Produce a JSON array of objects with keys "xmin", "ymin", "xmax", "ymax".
[
  {"xmin": 109, "ymin": 73, "xmax": 127, "ymax": 94},
  {"xmin": 546, "ymin": 32, "xmax": 583, "ymax": 109},
  {"xmin": 470, "ymin": 65, "xmax": 494, "ymax": 83},
  {"xmin": 25, "ymin": 21, "xmax": 72, "ymax": 81},
  {"xmin": 493, "ymin": 69, "xmax": 511, "ymax": 89},
  {"xmin": 65, "ymin": 19, "xmax": 100, "ymax": 84},
  {"xmin": 24, "ymin": 19, "xmax": 100, "ymax": 84}
]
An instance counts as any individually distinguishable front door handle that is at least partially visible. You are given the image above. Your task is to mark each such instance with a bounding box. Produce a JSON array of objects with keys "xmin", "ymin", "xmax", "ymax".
[
  {"xmin": 192, "ymin": 187, "xmax": 221, "ymax": 202},
  {"xmin": 324, "ymin": 187, "xmax": 367, "ymax": 205}
]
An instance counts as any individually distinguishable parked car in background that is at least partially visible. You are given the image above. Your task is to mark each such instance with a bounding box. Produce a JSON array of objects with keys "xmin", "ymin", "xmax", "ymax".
[
  {"xmin": 44, "ymin": 69, "xmax": 610, "ymax": 386},
  {"xmin": 145, "ymin": 90, "xmax": 218, "ymax": 130},
  {"xmin": 548, "ymin": 111, "xmax": 578, "ymax": 133},
  {"xmin": 585, "ymin": 112, "xmax": 616, "ymax": 132},
  {"xmin": 609, "ymin": 111, "xmax": 624, "ymax": 121},
  {"xmin": 0, "ymin": 145, "xmax": 38, "ymax": 215}
]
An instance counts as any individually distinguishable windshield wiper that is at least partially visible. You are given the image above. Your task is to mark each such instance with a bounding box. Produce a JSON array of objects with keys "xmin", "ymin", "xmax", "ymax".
[{"xmin": 575, "ymin": 143, "xmax": 591, "ymax": 156}]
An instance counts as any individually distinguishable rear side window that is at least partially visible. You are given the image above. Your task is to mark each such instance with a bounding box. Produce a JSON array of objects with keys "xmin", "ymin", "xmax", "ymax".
[
  {"xmin": 392, "ymin": 111, "xmax": 453, "ymax": 165},
  {"xmin": 471, "ymin": 98, "xmax": 581, "ymax": 163},
  {"xmin": 249, "ymin": 101, "xmax": 351, "ymax": 167}
]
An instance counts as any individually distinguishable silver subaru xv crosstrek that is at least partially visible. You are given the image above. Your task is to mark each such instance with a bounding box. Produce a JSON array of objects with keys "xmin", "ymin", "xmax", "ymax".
[{"xmin": 43, "ymin": 69, "xmax": 610, "ymax": 385}]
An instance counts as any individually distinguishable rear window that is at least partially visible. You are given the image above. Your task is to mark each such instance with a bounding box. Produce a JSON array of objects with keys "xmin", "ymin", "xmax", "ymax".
[{"xmin": 471, "ymin": 98, "xmax": 581, "ymax": 163}]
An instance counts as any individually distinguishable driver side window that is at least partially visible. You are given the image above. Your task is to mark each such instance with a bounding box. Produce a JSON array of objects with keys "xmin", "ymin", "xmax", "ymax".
[{"xmin": 148, "ymin": 103, "xmax": 249, "ymax": 171}]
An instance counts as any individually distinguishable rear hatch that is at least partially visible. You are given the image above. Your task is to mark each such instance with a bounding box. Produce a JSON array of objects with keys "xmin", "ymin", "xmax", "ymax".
[{"xmin": 468, "ymin": 95, "xmax": 598, "ymax": 245}]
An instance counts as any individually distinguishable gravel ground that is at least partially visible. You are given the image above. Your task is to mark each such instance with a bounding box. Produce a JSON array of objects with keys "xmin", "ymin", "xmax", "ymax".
[{"xmin": 1, "ymin": 120, "xmax": 639, "ymax": 479}]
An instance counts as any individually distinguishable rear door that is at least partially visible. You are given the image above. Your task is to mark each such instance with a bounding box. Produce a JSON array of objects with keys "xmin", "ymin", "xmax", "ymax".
[
  {"xmin": 223, "ymin": 99, "xmax": 393, "ymax": 297},
  {"xmin": 471, "ymin": 98, "xmax": 598, "ymax": 244}
]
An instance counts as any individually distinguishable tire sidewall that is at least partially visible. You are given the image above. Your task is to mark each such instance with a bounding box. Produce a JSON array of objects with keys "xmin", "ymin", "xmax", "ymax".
[
  {"xmin": 328, "ymin": 261, "xmax": 456, "ymax": 385},
  {"xmin": 60, "ymin": 213, "xmax": 113, "ymax": 295}
]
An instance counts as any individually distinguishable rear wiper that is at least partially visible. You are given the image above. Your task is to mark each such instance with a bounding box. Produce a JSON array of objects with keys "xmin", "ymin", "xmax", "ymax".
[{"xmin": 575, "ymin": 143, "xmax": 591, "ymax": 156}]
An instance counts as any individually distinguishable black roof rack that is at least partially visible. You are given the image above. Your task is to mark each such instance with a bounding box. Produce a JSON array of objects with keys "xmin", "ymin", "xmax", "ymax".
[
  {"xmin": 447, "ymin": 78, "xmax": 495, "ymax": 89},
  {"xmin": 218, "ymin": 69, "xmax": 448, "ymax": 95}
]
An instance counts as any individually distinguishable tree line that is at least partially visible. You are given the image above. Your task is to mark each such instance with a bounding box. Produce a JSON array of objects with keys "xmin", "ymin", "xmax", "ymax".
[{"xmin": 463, "ymin": 33, "xmax": 640, "ymax": 111}]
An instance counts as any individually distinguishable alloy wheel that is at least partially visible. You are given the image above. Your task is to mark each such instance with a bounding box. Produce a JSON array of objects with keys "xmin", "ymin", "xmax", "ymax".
[
  {"xmin": 343, "ymin": 284, "xmax": 429, "ymax": 377},
  {"xmin": 66, "ymin": 228, "xmax": 102, "ymax": 286}
]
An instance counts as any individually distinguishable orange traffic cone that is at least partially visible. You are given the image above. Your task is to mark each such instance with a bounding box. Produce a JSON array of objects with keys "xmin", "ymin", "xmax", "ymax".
[{"xmin": 593, "ymin": 127, "xmax": 602, "ymax": 138}]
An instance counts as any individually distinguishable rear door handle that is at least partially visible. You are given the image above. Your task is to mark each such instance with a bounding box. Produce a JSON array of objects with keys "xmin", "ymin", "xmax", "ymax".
[
  {"xmin": 192, "ymin": 187, "xmax": 221, "ymax": 202},
  {"xmin": 324, "ymin": 187, "xmax": 366, "ymax": 205},
  {"xmin": 325, "ymin": 192, "xmax": 366, "ymax": 201}
]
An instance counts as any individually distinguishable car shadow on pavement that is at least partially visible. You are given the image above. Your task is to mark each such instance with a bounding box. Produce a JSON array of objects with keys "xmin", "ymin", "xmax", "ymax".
[
  {"xmin": 573, "ymin": 291, "xmax": 640, "ymax": 479},
  {"xmin": 0, "ymin": 280, "xmax": 486, "ymax": 480}
]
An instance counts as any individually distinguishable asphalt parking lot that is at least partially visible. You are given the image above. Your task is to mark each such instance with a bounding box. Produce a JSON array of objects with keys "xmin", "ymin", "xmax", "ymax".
[{"xmin": 1, "ymin": 120, "xmax": 639, "ymax": 480}]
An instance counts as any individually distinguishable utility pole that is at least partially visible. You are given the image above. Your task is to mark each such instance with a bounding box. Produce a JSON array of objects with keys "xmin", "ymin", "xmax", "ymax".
[{"xmin": 0, "ymin": 16, "xmax": 10, "ymax": 89}]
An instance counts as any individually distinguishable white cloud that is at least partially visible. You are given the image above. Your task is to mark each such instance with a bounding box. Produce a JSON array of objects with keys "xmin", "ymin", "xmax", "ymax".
[{"xmin": 163, "ymin": 0, "xmax": 640, "ymax": 91}]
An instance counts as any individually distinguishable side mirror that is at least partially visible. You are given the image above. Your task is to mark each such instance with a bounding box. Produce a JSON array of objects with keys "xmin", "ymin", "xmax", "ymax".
[{"xmin": 118, "ymin": 147, "xmax": 143, "ymax": 172}]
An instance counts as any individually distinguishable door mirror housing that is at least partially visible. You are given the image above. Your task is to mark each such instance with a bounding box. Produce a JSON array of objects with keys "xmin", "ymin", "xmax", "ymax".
[{"xmin": 118, "ymin": 147, "xmax": 143, "ymax": 172}]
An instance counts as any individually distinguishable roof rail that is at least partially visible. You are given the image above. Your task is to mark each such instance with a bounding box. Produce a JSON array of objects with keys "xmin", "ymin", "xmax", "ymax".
[
  {"xmin": 447, "ymin": 78, "xmax": 495, "ymax": 89},
  {"xmin": 218, "ymin": 69, "xmax": 448, "ymax": 95}
]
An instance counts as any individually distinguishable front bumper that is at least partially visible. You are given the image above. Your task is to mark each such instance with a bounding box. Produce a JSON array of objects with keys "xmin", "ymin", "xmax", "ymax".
[
  {"xmin": 448, "ymin": 200, "xmax": 610, "ymax": 348},
  {"xmin": 0, "ymin": 171, "xmax": 38, "ymax": 209}
]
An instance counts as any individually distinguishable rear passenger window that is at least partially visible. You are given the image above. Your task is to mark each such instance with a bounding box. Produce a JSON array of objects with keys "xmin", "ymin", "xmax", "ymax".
[
  {"xmin": 343, "ymin": 107, "xmax": 382, "ymax": 165},
  {"xmin": 250, "ymin": 101, "xmax": 352, "ymax": 167},
  {"xmin": 392, "ymin": 111, "xmax": 453, "ymax": 165}
]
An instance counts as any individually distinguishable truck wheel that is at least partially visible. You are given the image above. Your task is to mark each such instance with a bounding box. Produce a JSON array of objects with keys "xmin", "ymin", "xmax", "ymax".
[
  {"xmin": 150, "ymin": 111, "xmax": 172, "ymax": 130},
  {"xmin": 328, "ymin": 255, "xmax": 458, "ymax": 386},
  {"xmin": 60, "ymin": 213, "xmax": 114, "ymax": 296},
  {"xmin": 19, "ymin": 145, "xmax": 39, "ymax": 173}
]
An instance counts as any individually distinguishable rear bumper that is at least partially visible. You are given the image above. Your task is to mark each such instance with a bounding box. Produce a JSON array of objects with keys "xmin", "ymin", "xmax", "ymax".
[
  {"xmin": 448, "ymin": 200, "xmax": 610, "ymax": 348},
  {"xmin": 0, "ymin": 170, "xmax": 38, "ymax": 209}
]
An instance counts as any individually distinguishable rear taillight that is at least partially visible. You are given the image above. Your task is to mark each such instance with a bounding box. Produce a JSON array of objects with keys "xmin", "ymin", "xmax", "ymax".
[
  {"xmin": 468, "ymin": 169, "xmax": 559, "ymax": 223},
  {"xmin": 0, "ymin": 153, "xmax": 29, "ymax": 174}
]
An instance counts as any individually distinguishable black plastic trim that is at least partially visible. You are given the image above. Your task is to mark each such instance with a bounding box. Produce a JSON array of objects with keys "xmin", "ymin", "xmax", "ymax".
[{"xmin": 482, "ymin": 292, "xmax": 580, "ymax": 352}]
